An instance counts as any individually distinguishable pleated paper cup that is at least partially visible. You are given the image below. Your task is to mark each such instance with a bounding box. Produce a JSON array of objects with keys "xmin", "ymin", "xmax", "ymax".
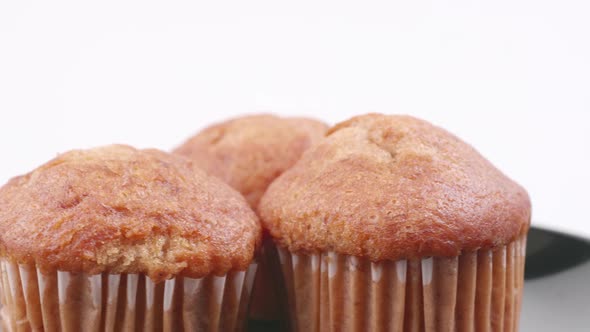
[
  {"xmin": 278, "ymin": 235, "xmax": 526, "ymax": 332},
  {"xmin": 0, "ymin": 262, "xmax": 257, "ymax": 332}
]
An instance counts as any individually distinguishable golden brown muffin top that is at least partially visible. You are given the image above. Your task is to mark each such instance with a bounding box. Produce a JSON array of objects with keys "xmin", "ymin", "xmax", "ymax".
[
  {"xmin": 259, "ymin": 114, "xmax": 531, "ymax": 261},
  {"xmin": 0, "ymin": 145, "xmax": 261, "ymax": 281},
  {"xmin": 173, "ymin": 114, "xmax": 328, "ymax": 208}
]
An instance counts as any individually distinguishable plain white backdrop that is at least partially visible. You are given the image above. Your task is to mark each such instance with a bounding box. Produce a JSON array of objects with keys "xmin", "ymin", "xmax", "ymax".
[{"xmin": 0, "ymin": 1, "xmax": 589, "ymax": 234}]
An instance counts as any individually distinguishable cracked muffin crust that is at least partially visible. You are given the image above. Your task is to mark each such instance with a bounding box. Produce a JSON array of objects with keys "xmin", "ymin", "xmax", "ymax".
[
  {"xmin": 173, "ymin": 114, "xmax": 328, "ymax": 208},
  {"xmin": 259, "ymin": 114, "xmax": 531, "ymax": 261},
  {"xmin": 0, "ymin": 145, "xmax": 261, "ymax": 282}
]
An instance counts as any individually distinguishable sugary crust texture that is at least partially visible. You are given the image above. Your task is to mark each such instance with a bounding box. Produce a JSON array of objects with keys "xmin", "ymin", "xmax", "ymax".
[
  {"xmin": 173, "ymin": 114, "xmax": 328, "ymax": 208},
  {"xmin": 259, "ymin": 114, "xmax": 531, "ymax": 261},
  {"xmin": 0, "ymin": 145, "xmax": 261, "ymax": 281}
]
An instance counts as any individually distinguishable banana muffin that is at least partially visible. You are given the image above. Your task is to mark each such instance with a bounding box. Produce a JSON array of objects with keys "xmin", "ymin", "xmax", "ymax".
[
  {"xmin": 0, "ymin": 144, "xmax": 261, "ymax": 332},
  {"xmin": 259, "ymin": 114, "xmax": 531, "ymax": 332},
  {"xmin": 173, "ymin": 114, "xmax": 327, "ymax": 208}
]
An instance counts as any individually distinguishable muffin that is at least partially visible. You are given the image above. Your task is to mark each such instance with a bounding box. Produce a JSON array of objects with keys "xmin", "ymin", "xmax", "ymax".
[
  {"xmin": 0, "ymin": 145, "xmax": 261, "ymax": 331},
  {"xmin": 173, "ymin": 114, "xmax": 328, "ymax": 207},
  {"xmin": 174, "ymin": 114, "xmax": 328, "ymax": 323},
  {"xmin": 259, "ymin": 114, "xmax": 531, "ymax": 331}
]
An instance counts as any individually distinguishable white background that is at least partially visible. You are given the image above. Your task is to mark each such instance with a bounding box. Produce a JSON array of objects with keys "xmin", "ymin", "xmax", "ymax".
[{"xmin": 1, "ymin": 2, "xmax": 589, "ymax": 239}]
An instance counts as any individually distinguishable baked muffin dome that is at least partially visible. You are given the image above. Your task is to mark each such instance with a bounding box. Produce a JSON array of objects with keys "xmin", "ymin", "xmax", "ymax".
[
  {"xmin": 0, "ymin": 145, "xmax": 261, "ymax": 281},
  {"xmin": 259, "ymin": 114, "xmax": 531, "ymax": 261},
  {"xmin": 173, "ymin": 114, "xmax": 327, "ymax": 207}
]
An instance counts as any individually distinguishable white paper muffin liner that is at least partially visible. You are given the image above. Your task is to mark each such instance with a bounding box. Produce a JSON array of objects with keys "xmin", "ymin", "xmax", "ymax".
[
  {"xmin": 0, "ymin": 262, "xmax": 257, "ymax": 332},
  {"xmin": 278, "ymin": 235, "xmax": 526, "ymax": 332}
]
